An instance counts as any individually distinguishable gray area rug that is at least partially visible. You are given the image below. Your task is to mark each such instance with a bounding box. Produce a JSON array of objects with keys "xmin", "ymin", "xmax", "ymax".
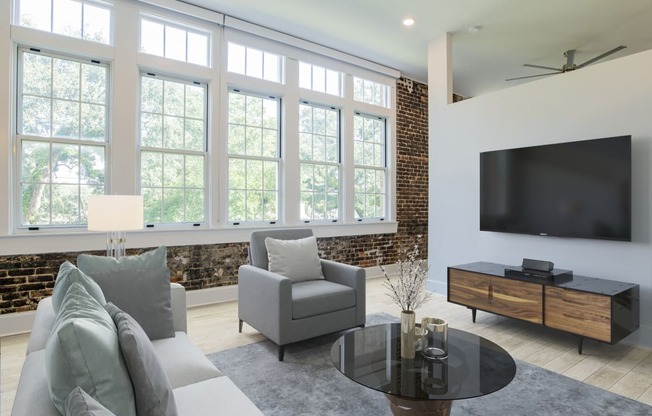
[{"xmin": 208, "ymin": 313, "xmax": 652, "ymax": 416}]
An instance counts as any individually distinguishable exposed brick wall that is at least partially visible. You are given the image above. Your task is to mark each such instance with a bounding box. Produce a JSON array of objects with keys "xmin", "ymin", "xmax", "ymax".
[{"xmin": 0, "ymin": 77, "xmax": 428, "ymax": 315}]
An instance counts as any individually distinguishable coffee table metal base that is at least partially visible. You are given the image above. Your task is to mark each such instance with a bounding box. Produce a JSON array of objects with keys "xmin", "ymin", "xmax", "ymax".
[{"xmin": 385, "ymin": 394, "xmax": 452, "ymax": 416}]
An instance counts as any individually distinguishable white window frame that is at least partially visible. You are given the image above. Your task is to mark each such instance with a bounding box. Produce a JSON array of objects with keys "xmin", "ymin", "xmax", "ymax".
[
  {"xmin": 137, "ymin": 71, "xmax": 208, "ymax": 227},
  {"xmin": 15, "ymin": 46, "xmax": 110, "ymax": 229},
  {"xmin": 353, "ymin": 112, "xmax": 388, "ymax": 221}
]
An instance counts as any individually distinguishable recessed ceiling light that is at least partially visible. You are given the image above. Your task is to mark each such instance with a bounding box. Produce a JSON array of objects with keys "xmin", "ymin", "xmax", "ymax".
[{"xmin": 403, "ymin": 18, "xmax": 415, "ymax": 27}]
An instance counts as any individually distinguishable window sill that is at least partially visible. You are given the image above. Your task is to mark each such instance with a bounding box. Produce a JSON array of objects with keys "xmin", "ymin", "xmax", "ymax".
[{"xmin": 0, "ymin": 221, "xmax": 398, "ymax": 256}]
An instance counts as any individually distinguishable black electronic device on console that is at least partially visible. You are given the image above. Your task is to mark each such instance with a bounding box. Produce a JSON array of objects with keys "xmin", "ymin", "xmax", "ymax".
[{"xmin": 521, "ymin": 258, "xmax": 554, "ymax": 272}]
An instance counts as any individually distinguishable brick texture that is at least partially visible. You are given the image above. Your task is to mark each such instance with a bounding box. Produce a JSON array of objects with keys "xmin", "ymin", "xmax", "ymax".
[{"xmin": 0, "ymin": 78, "xmax": 428, "ymax": 314}]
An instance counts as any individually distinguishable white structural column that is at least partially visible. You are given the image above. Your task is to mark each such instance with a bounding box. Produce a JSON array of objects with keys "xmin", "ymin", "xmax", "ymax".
[{"xmin": 427, "ymin": 32, "xmax": 452, "ymax": 296}]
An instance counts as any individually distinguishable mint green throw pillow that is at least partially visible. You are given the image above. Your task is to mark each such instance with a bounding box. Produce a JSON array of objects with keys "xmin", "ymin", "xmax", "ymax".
[
  {"xmin": 52, "ymin": 261, "xmax": 106, "ymax": 314},
  {"xmin": 46, "ymin": 282, "xmax": 136, "ymax": 416},
  {"xmin": 77, "ymin": 246, "xmax": 167, "ymax": 274}
]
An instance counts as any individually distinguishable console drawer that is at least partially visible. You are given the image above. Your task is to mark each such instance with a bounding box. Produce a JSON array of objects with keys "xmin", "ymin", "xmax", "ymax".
[
  {"xmin": 545, "ymin": 287, "xmax": 611, "ymax": 342},
  {"xmin": 491, "ymin": 277, "xmax": 543, "ymax": 324},
  {"xmin": 448, "ymin": 269, "xmax": 492, "ymax": 311}
]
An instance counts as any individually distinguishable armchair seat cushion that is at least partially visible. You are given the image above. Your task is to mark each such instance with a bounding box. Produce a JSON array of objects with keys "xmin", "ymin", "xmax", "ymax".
[{"xmin": 292, "ymin": 280, "xmax": 356, "ymax": 320}]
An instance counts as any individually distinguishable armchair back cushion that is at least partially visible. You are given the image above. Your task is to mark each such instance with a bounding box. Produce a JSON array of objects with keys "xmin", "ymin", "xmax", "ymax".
[
  {"xmin": 265, "ymin": 236, "xmax": 324, "ymax": 283},
  {"xmin": 249, "ymin": 228, "xmax": 314, "ymax": 270}
]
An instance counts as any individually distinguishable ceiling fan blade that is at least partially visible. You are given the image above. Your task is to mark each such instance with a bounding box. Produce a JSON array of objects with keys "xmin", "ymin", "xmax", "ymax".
[
  {"xmin": 576, "ymin": 45, "xmax": 627, "ymax": 68},
  {"xmin": 506, "ymin": 72, "xmax": 562, "ymax": 81},
  {"xmin": 523, "ymin": 63, "xmax": 563, "ymax": 71}
]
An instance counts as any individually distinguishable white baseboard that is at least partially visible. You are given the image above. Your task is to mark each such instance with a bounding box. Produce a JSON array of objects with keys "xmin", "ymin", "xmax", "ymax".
[{"xmin": 186, "ymin": 284, "xmax": 239, "ymax": 308}]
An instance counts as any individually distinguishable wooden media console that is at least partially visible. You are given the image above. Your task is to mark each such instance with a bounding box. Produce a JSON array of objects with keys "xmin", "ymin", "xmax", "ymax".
[{"xmin": 448, "ymin": 262, "xmax": 640, "ymax": 353}]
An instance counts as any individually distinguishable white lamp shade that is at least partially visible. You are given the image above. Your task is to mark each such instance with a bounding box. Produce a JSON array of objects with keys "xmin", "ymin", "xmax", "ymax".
[{"xmin": 87, "ymin": 195, "xmax": 144, "ymax": 231}]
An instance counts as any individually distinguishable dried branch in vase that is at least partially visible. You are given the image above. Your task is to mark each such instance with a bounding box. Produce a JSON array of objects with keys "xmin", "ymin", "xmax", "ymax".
[{"xmin": 381, "ymin": 239, "xmax": 431, "ymax": 312}]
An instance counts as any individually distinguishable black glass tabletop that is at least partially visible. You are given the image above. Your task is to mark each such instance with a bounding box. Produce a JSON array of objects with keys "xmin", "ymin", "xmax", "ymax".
[{"xmin": 330, "ymin": 323, "xmax": 516, "ymax": 401}]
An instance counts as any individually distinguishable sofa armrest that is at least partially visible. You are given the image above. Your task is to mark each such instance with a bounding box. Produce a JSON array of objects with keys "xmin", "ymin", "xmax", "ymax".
[
  {"xmin": 170, "ymin": 283, "xmax": 187, "ymax": 333},
  {"xmin": 321, "ymin": 259, "xmax": 366, "ymax": 326},
  {"xmin": 237, "ymin": 265, "xmax": 292, "ymax": 344}
]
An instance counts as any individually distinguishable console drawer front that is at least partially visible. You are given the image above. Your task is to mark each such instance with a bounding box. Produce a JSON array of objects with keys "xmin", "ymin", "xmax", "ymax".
[
  {"xmin": 448, "ymin": 269, "xmax": 492, "ymax": 311},
  {"xmin": 545, "ymin": 287, "xmax": 611, "ymax": 342},
  {"xmin": 491, "ymin": 277, "xmax": 543, "ymax": 324}
]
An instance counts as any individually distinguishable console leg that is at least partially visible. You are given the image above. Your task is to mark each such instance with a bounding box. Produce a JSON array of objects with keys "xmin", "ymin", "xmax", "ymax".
[
  {"xmin": 238, "ymin": 319, "xmax": 243, "ymax": 333},
  {"xmin": 471, "ymin": 308, "xmax": 477, "ymax": 323},
  {"xmin": 278, "ymin": 345, "xmax": 285, "ymax": 361},
  {"xmin": 577, "ymin": 337, "xmax": 583, "ymax": 354}
]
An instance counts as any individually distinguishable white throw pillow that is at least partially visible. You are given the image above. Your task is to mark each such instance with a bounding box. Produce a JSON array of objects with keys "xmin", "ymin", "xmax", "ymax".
[{"xmin": 265, "ymin": 236, "xmax": 324, "ymax": 283}]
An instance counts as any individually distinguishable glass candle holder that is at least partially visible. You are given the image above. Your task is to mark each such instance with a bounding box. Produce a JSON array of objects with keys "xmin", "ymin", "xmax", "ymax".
[{"xmin": 421, "ymin": 317, "xmax": 448, "ymax": 360}]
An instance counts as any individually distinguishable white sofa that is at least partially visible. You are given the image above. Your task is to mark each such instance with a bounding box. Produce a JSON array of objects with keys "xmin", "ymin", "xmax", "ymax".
[{"xmin": 11, "ymin": 283, "xmax": 263, "ymax": 416}]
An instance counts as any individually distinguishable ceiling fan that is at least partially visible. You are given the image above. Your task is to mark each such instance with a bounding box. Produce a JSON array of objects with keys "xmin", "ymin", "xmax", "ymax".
[{"xmin": 506, "ymin": 45, "xmax": 626, "ymax": 81}]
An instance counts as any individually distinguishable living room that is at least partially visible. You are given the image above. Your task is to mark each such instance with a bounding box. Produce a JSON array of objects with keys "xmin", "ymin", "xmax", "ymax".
[{"xmin": 2, "ymin": 0, "xmax": 652, "ymax": 415}]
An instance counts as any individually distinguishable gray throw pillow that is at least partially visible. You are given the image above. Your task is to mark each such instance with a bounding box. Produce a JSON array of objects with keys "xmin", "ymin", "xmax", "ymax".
[
  {"xmin": 89, "ymin": 267, "xmax": 175, "ymax": 340},
  {"xmin": 52, "ymin": 261, "xmax": 106, "ymax": 314},
  {"xmin": 265, "ymin": 236, "xmax": 324, "ymax": 283},
  {"xmin": 65, "ymin": 387, "xmax": 117, "ymax": 416},
  {"xmin": 46, "ymin": 282, "xmax": 136, "ymax": 416},
  {"xmin": 105, "ymin": 303, "xmax": 178, "ymax": 416},
  {"xmin": 77, "ymin": 246, "xmax": 167, "ymax": 274}
]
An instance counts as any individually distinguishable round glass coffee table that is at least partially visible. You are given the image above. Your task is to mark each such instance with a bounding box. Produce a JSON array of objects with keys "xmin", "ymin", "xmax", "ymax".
[{"xmin": 330, "ymin": 323, "xmax": 516, "ymax": 416}]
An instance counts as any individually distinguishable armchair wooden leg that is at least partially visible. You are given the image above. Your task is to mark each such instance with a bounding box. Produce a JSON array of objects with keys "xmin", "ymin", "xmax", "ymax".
[
  {"xmin": 278, "ymin": 345, "xmax": 285, "ymax": 361},
  {"xmin": 238, "ymin": 319, "xmax": 243, "ymax": 333}
]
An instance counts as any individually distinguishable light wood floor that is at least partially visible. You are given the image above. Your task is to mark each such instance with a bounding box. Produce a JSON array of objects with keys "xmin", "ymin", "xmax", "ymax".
[{"xmin": 2, "ymin": 277, "xmax": 651, "ymax": 415}]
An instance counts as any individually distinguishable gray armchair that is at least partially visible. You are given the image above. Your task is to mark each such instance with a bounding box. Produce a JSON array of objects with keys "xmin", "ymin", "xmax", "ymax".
[{"xmin": 238, "ymin": 228, "xmax": 366, "ymax": 361}]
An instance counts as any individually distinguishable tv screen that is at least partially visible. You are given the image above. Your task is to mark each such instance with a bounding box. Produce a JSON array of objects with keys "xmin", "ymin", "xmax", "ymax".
[{"xmin": 480, "ymin": 135, "xmax": 631, "ymax": 241}]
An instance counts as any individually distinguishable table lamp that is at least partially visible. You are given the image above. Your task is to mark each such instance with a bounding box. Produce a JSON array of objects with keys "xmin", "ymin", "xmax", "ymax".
[{"xmin": 87, "ymin": 195, "xmax": 144, "ymax": 258}]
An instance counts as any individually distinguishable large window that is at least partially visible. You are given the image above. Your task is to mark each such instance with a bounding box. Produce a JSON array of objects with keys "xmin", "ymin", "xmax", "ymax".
[
  {"xmin": 299, "ymin": 103, "xmax": 340, "ymax": 220},
  {"xmin": 140, "ymin": 16, "xmax": 210, "ymax": 67},
  {"xmin": 353, "ymin": 114, "xmax": 387, "ymax": 219},
  {"xmin": 18, "ymin": 48, "xmax": 108, "ymax": 226},
  {"xmin": 227, "ymin": 90, "xmax": 280, "ymax": 223},
  {"xmin": 139, "ymin": 73, "xmax": 207, "ymax": 225},
  {"xmin": 17, "ymin": 0, "xmax": 112, "ymax": 44}
]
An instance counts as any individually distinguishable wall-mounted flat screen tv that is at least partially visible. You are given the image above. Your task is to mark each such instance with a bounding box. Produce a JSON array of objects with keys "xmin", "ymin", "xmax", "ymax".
[{"xmin": 480, "ymin": 135, "xmax": 631, "ymax": 241}]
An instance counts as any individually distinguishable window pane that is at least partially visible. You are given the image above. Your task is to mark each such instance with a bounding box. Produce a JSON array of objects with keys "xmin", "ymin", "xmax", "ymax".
[
  {"xmin": 263, "ymin": 52, "xmax": 279, "ymax": 82},
  {"xmin": 163, "ymin": 116, "xmax": 183, "ymax": 149},
  {"xmin": 164, "ymin": 82, "xmax": 184, "ymax": 116},
  {"xmin": 163, "ymin": 153, "xmax": 183, "ymax": 187},
  {"xmin": 141, "ymin": 152, "xmax": 163, "ymax": 187},
  {"xmin": 163, "ymin": 188, "xmax": 184, "ymax": 222},
  {"xmin": 165, "ymin": 26, "xmax": 187, "ymax": 62},
  {"xmin": 52, "ymin": 100, "xmax": 80, "ymax": 139},
  {"xmin": 141, "ymin": 19, "xmax": 164, "ymax": 56},
  {"xmin": 299, "ymin": 62, "xmax": 311, "ymax": 89},
  {"xmin": 22, "ymin": 96, "xmax": 52, "ymax": 137},
  {"xmin": 53, "ymin": 0, "xmax": 82, "ymax": 38},
  {"xmin": 141, "ymin": 113, "xmax": 163, "ymax": 147},
  {"xmin": 80, "ymin": 145, "xmax": 105, "ymax": 185},
  {"xmin": 81, "ymin": 103, "xmax": 106, "ymax": 141},
  {"xmin": 187, "ymin": 32, "xmax": 208, "ymax": 66},
  {"xmin": 326, "ymin": 70, "xmax": 340, "ymax": 96},
  {"xmin": 84, "ymin": 3, "xmax": 111, "ymax": 43},
  {"xmin": 227, "ymin": 43, "xmax": 246, "ymax": 74},
  {"xmin": 21, "ymin": 141, "xmax": 50, "ymax": 184},
  {"xmin": 19, "ymin": 0, "xmax": 52, "ymax": 31},
  {"xmin": 143, "ymin": 187, "xmax": 162, "ymax": 223},
  {"xmin": 141, "ymin": 77, "xmax": 163, "ymax": 113},
  {"xmin": 81, "ymin": 64, "xmax": 106, "ymax": 104},
  {"xmin": 51, "ymin": 184, "xmax": 80, "ymax": 224},
  {"xmin": 185, "ymin": 189, "xmax": 204, "ymax": 222},
  {"xmin": 185, "ymin": 85, "xmax": 204, "ymax": 119},
  {"xmin": 246, "ymin": 48, "xmax": 263, "ymax": 79},
  {"xmin": 313, "ymin": 66, "xmax": 325, "ymax": 93},
  {"xmin": 53, "ymin": 58, "xmax": 80, "ymax": 100},
  {"xmin": 23, "ymin": 53, "xmax": 52, "ymax": 96},
  {"xmin": 185, "ymin": 155, "xmax": 204, "ymax": 188}
]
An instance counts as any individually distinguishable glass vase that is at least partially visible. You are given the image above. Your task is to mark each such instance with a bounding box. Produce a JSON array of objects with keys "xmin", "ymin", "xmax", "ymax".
[{"xmin": 400, "ymin": 310, "xmax": 416, "ymax": 359}]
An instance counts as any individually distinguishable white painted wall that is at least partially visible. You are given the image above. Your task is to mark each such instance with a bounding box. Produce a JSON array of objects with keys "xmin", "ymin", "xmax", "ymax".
[{"xmin": 428, "ymin": 46, "xmax": 652, "ymax": 348}]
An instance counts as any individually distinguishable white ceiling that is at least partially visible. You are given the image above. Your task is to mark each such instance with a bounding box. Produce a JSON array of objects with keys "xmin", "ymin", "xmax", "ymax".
[{"xmin": 183, "ymin": 0, "xmax": 652, "ymax": 98}]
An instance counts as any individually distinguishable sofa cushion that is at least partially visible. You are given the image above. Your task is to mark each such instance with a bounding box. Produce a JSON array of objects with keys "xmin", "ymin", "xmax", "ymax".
[
  {"xmin": 265, "ymin": 236, "xmax": 324, "ymax": 283},
  {"xmin": 45, "ymin": 282, "xmax": 136, "ymax": 416},
  {"xmin": 173, "ymin": 376, "xmax": 263, "ymax": 416},
  {"xmin": 77, "ymin": 246, "xmax": 167, "ymax": 274},
  {"xmin": 292, "ymin": 280, "xmax": 356, "ymax": 319},
  {"xmin": 89, "ymin": 267, "xmax": 174, "ymax": 340},
  {"xmin": 52, "ymin": 261, "xmax": 106, "ymax": 314},
  {"xmin": 150, "ymin": 332, "xmax": 222, "ymax": 389},
  {"xmin": 105, "ymin": 302, "xmax": 178, "ymax": 416},
  {"xmin": 64, "ymin": 387, "xmax": 117, "ymax": 416}
]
